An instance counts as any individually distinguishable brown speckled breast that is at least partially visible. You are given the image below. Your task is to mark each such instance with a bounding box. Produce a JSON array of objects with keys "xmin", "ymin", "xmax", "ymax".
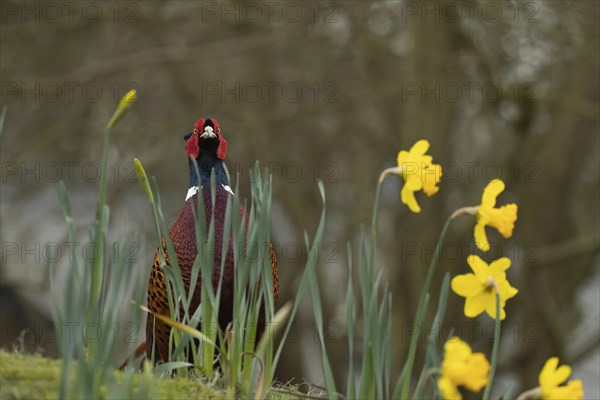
[{"xmin": 146, "ymin": 186, "xmax": 279, "ymax": 363}]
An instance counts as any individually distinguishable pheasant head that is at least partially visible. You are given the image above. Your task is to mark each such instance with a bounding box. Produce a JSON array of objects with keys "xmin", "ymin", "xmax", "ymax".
[{"xmin": 183, "ymin": 117, "xmax": 230, "ymax": 196}]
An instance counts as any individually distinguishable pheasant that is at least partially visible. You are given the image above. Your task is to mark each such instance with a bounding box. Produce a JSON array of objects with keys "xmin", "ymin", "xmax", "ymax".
[{"xmin": 145, "ymin": 117, "xmax": 279, "ymax": 364}]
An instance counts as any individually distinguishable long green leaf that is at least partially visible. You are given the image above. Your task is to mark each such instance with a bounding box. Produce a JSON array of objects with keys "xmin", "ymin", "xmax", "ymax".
[
  {"xmin": 0, "ymin": 105, "xmax": 6, "ymax": 137},
  {"xmin": 345, "ymin": 243, "xmax": 356, "ymax": 400},
  {"xmin": 401, "ymin": 216, "xmax": 453, "ymax": 399}
]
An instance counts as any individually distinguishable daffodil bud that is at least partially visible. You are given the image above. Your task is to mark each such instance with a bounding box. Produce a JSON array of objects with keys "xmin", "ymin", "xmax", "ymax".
[{"xmin": 107, "ymin": 89, "xmax": 137, "ymax": 129}]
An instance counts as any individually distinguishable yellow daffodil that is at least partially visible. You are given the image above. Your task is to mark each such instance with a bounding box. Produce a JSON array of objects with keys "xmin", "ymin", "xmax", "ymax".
[
  {"xmin": 438, "ymin": 337, "xmax": 490, "ymax": 399},
  {"xmin": 107, "ymin": 89, "xmax": 137, "ymax": 129},
  {"xmin": 450, "ymin": 179, "xmax": 518, "ymax": 251},
  {"xmin": 539, "ymin": 357, "xmax": 584, "ymax": 400},
  {"xmin": 451, "ymin": 255, "xmax": 518, "ymax": 320},
  {"xmin": 475, "ymin": 179, "xmax": 518, "ymax": 251},
  {"xmin": 380, "ymin": 139, "xmax": 442, "ymax": 213}
]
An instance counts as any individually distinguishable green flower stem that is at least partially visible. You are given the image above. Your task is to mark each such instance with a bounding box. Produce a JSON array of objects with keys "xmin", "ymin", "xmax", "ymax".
[
  {"xmin": 369, "ymin": 176, "xmax": 384, "ymax": 271},
  {"xmin": 371, "ymin": 167, "xmax": 403, "ymax": 269},
  {"xmin": 401, "ymin": 216, "xmax": 453, "ymax": 400},
  {"xmin": 88, "ymin": 124, "xmax": 113, "ymax": 361},
  {"xmin": 483, "ymin": 288, "xmax": 502, "ymax": 400},
  {"xmin": 90, "ymin": 127, "xmax": 110, "ymax": 317}
]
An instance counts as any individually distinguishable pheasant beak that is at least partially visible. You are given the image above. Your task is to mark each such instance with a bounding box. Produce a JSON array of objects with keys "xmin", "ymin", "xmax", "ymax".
[{"xmin": 200, "ymin": 126, "xmax": 217, "ymax": 139}]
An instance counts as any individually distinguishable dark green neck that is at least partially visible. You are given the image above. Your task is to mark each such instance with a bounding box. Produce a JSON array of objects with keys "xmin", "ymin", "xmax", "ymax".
[{"xmin": 188, "ymin": 152, "xmax": 228, "ymax": 188}]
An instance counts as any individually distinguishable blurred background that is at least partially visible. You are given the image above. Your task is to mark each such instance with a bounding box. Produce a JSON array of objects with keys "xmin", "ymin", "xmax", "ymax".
[{"xmin": 1, "ymin": 0, "xmax": 598, "ymax": 397}]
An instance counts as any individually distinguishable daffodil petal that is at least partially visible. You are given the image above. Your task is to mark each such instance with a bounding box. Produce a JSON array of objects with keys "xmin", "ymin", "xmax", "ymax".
[
  {"xmin": 397, "ymin": 150, "xmax": 410, "ymax": 166},
  {"xmin": 481, "ymin": 179, "xmax": 505, "ymax": 208},
  {"xmin": 558, "ymin": 379, "xmax": 584, "ymax": 400},
  {"xmin": 409, "ymin": 139, "xmax": 430, "ymax": 156},
  {"xmin": 548, "ymin": 384, "xmax": 583, "ymax": 400},
  {"xmin": 421, "ymin": 154, "xmax": 433, "ymax": 164},
  {"xmin": 498, "ymin": 280, "xmax": 519, "ymax": 301},
  {"xmin": 401, "ymin": 184, "xmax": 421, "ymax": 213},
  {"xmin": 445, "ymin": 337, "xmax": 472, "ymax": 358},
  {"xmin": 423, "ymin": 184, "xmax": 440, "ymax": 197},
  {"xmin": 508, "ymin": 284, "xmax": 518, "ymax": 298},
  {"xmin": 474, "ymin": 222, "xmax": 490, "ymax": 252},
  {"xmin": 404, "ymin": 175, "xmax": 423, "ymax": 190},
  {"xmin": 423, "ymin": 164, "xmax": 442, "ymax": 196},
  {"xmin": 464, "ymin": 295, "xmax": 486, "ymax": 318},
  {"xmin": 451, "ymin": 274, "xmax": 482, "ymax": 297},
  {"xmin": 483, "ymin": 292, "xmax": 506, "ymax": 320},
  {"xmin": 466, "ymin": 255, "xmax": 487, "ymax": 277},
  {"xmin": 400, "ymin": 161, "xmax": 423, "ymax": 186},
  {"xmin": 540, "ymin": 357, "xmax": 560, "ymax": 387},
  {"xmin": 463, "ymin": 353, "xmax": 490, "ymax": 391},
  {"xmin": 553, "ymin": 364, "xmax": 573, "ymax": 385},
  {"xmin": 490, "ymin": 257, "xmax": 511, "ymax": 273},
  {"xmin": 438, "ymin": 376, "xmax": 463, "ymax": 400}
]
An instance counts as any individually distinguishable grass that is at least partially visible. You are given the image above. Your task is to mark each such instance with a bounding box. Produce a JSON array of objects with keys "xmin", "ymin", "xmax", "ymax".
[
  {"xmin": 0, "ymin": 349, "xmax": 221, "ymax": 399},
  {"xmin": 0, "ymin": 349, "xmax": 304, "ymax": 400}
]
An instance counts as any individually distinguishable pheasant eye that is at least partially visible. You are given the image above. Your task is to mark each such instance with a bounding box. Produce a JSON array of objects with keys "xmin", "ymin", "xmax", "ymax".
[{"xmin": 193, "ymin": 129, "xmax": 198, "ymax": 134}]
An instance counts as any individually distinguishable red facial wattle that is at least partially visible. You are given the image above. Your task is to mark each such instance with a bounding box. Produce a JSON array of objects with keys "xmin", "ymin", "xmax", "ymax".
[
  {"xmin": 186, "ymin": 133, "xmax": 199, "ymax": 159},
  {"xmin": 216, "ymin": 136, "xmax": 227, "ymax": 160}
]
